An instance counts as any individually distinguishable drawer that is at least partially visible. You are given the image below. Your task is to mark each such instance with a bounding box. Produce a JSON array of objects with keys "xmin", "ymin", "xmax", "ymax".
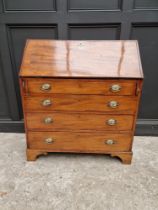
[
  {"xmin": 27, "ymin": 131, "xmax": 132, "ymax": 152},
  {"xmin": 24, "ymin": 95, "xmax": 137, "ymax": 114},
  {"xmin": 25, "ymin": 78, "xmax": 136, "ymax": 96},
  {"xmin": 26, "ymin": 112, "xmax": 134, "ymax": 131}
]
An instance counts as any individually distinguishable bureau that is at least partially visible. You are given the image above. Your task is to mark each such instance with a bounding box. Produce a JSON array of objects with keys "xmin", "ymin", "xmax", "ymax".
[{"xmin": 19, "ymin": 40, "xmax": 143, "ymax": 164}]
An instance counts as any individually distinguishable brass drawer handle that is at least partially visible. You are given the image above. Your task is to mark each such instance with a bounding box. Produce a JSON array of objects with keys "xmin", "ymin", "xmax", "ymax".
[
  {"xmin": 43, "ymin": 117, "xmax": 53, "ymax": 124},
  {"xmin": 42, "ymin": 99, "xmax": 52, "ymax": 106},
  {"xmin": 108, "ymin": 100, "xmax": 119, "ymax": 108},
  {"xmin": 44, "ymin": 137, "xmax": 54, "ymax": 144},
  {"xmin": 110, "ymin": 84, "xmax": 121, "ymax": 92},
  {"xmin": 105, "ymin": 139, "xmax": 115, "ymax": 145},
  {"xmin": 107, "ymin": 119, "xmax": 117, "ymax": 126},
  {"xmin": 41, "ymin": 83, "xmax": 51, "ymax": 91}
]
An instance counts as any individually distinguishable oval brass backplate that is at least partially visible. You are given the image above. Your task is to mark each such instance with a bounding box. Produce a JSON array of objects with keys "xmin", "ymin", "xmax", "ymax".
[
  {"xmin": 42, "ymin": 99, "xmax": 52, "ymax": 106},
  {"xmin": 41, "ymin": 83, "xmax": 51, "ymax": 91},
  {"xmin": 44, "ymin": 137, "xmax": 54, "ymax": 144},
  {"xmin": 110, "ymin": 84, "xmax": 121, "ymax": 92},
  {"xmin": 107, "ymin": 119, "xmax": 117, "ymax": 126}
]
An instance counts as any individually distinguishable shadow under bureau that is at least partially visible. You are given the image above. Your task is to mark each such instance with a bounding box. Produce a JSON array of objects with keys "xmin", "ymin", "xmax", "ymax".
[{"xmin": 19, "ymin": 40, "xmax": 143, "ymax": 164}]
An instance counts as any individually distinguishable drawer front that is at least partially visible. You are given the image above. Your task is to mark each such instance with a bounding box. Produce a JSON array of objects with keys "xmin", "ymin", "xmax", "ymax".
[
  {"xmin": 24, "ymin": 95, "xmax": 137, "ymax": 114},
  {"xmin": 26, "ymin": 78, "xmax": 136, "ymax": 96},
  {"xmin": 27, "ymin": 132, "xmax": 132, "ymax": 152},
  {"xmin": 26, "ymin": 112, "xmax": 134, "ymax": 131}
]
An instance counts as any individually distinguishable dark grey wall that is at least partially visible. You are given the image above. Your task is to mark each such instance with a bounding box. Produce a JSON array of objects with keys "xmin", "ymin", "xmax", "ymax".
[{"xmin": 0, "ymin": 0, "xmax": 158, "ymax": 135}]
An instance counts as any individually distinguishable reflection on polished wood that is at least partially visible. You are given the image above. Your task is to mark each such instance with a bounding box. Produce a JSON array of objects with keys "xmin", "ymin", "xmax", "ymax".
[{"xmin": 20, "ymin": 40, "xmax": 143, "ymax": 78}]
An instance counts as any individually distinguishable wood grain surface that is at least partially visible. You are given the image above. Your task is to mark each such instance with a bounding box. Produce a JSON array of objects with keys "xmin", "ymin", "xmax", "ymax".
[
  {"xmin": 23, "ymin": 95, "xmax": 137, "ymax": 114},
  {"xmin": 20, "ymin": 40, "xmax": 143, "ymax": 78},
  {"xmin": 25, "ymin": 78, "xmax": 137, "ymax": 96},
  {"xmin": 27, "ymin": 131, "xmax": 132, "ymax": 152},
  {"xmin": 26, "ymin": 112, "xmax": 134, "ymax": 131}
]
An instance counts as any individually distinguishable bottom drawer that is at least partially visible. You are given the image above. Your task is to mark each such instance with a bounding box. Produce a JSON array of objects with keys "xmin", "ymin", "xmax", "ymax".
[{"xmin": 27, "ymin": 132, "xmax": 132, "ymax": 152}]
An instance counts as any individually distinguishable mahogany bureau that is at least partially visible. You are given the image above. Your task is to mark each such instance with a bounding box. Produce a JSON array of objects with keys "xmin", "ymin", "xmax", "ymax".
[{"xmin": 19, "ymin": 40, "xmax": 143, "ymax": 164}]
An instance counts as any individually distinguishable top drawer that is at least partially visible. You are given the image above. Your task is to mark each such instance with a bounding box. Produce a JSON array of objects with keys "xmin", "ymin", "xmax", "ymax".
[{"xmin": 24, "ymin": 78, "xmax": 137, "ymax": 96}]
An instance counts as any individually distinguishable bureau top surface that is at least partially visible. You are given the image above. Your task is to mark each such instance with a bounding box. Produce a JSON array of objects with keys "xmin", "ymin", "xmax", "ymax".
[{"xmin": 19, "ymin": 40, "xmax": 143, "ymax": 78}]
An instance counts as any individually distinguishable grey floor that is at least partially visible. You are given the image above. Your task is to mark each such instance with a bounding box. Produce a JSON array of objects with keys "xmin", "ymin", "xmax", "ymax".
[{"xmin": 0, "ymin": 133, "xmax": 158, "ymax": 210}]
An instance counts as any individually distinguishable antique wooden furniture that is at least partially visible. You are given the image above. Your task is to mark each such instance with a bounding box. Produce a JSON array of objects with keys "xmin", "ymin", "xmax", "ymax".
[{"xmin": 19, "ymin": 40, "xmax": 143, "ymax": 164}]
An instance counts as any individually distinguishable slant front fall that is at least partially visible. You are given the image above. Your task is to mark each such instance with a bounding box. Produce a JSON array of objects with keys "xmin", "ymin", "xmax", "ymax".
[{"xmin": 20, "ymin": 40, "xmax": 143, "ymax": 78}]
